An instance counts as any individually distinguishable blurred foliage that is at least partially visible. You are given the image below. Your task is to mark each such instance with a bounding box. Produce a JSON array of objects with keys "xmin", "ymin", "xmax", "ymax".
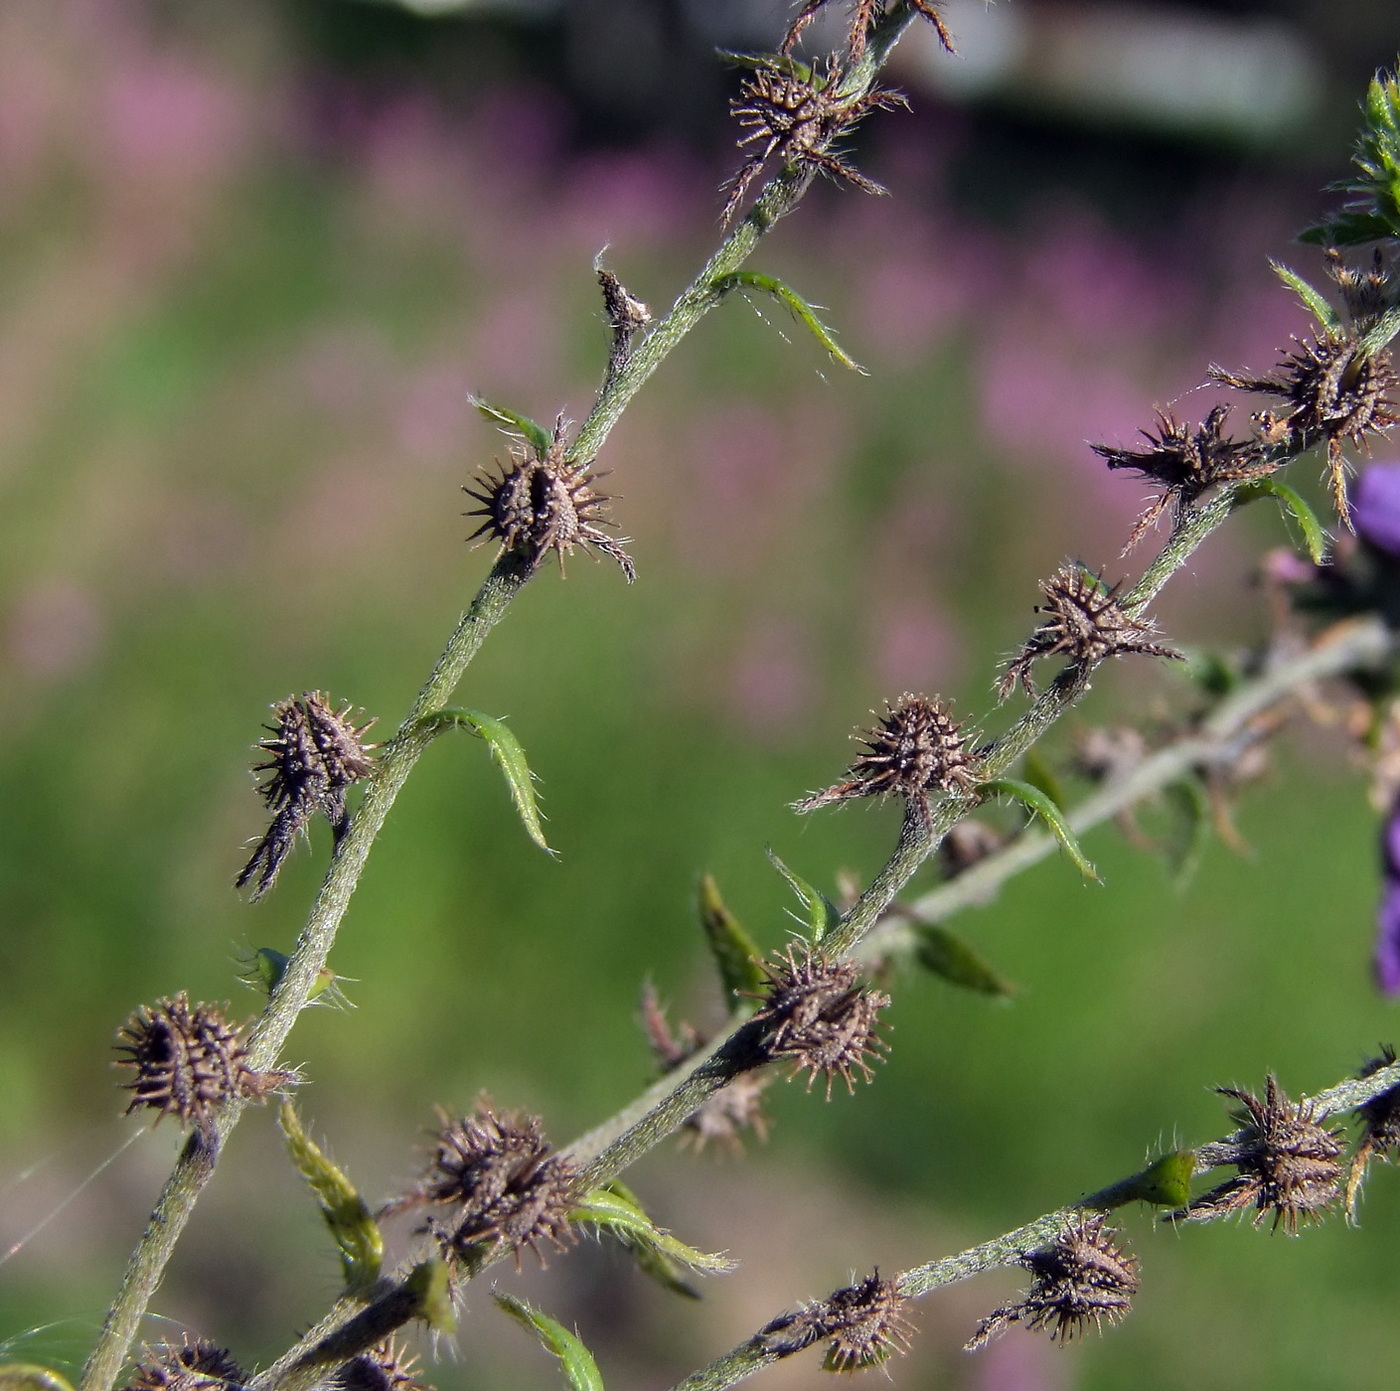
[{"xmin": 0, "ymin": 4, "xmax": 1398, "ymax": 1391}]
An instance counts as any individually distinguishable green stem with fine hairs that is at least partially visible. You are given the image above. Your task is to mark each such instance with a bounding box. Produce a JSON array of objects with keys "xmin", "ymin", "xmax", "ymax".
[{"xmin": 79, "ymin": 20, "xmax": 918, "ymax": 1391}]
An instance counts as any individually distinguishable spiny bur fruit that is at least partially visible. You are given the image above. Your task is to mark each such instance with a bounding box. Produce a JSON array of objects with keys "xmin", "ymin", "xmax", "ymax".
[
  {"xmin": 750, "ymin": 942, "xmax": 890, "ymax": 1098},
  {"xmin": 236, "ymin": 692, "xmax": 377, "ymax": 899},
  {"xmin": 407, "ymin": 1103, "xmax": 577, "ymax": 1269},
  {"xmin": 966, "ymin": 1216, "xmax": 1139, "ymax": 1349},
  {"xmin": 463, "ymin": 416, "xmax": 635, "ymax": 581},
  {"xmin": 757, "ymin": 1271, "xmax": 914, "ymax": 1372},
  {"xmin": 1168, "ymin": 1075, "xmax": 1344, "ymax": 1232},
  {"xmin": 124, "ymin": 1339, "xmax": 245, "ymax": 1391},
  {"xmin": 338, "ymin": 1341, "xmax": 432, "ymax": 1391},
  {"xmin": 998, "ymin": 565, "xmax": 1181, "ymax": 701},
  {"xmin": 115, "ymin": 995, "xmax": 291, "ymax": 1135}
]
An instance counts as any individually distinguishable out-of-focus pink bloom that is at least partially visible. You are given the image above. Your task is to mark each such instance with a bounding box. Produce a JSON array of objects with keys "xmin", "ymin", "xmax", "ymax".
[
  {"xmin": 1353, "ymin": 462, "xmax": 1400, "ymax": 559},
  {"xmin": 1375, "ymin": 795, "xmax": 1400, "ymax": 996}
]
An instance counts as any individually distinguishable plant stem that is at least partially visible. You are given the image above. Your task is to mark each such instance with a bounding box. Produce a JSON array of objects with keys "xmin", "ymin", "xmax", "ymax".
[{"xmin": 668, "ymin": 1057, "xmax": 1400, "ymax": 1391}]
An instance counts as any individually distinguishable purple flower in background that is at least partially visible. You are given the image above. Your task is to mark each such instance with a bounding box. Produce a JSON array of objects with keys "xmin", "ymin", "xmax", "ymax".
[
  {"xmin": 1376, "ymin": 795, "xmax": 1400, "ymax": 995},
  {"xmin": 1353, "ymin": 463, "xmax": 1400, "ymax": 558}
]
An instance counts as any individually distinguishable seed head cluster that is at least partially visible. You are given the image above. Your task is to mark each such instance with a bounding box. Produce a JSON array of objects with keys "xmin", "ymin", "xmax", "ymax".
[
  {"xmin": 641, "ymin": 984, "xmax": 770, "ymax": 1152},
  {"xmin": 750, "ymin": 942, "xmax": 890, "ymax": 1098},
  {"xmin": 757, "ymin": 1271, "xmax": 913, "ymax": 1372},
  {"xmin": 998, "ymin": 565, "xmax": 1182, "ymax": 701},
  {"xmin": 236, "ymin": 692, "xmax": 377, "ymax": 899},
  {"xmin": 796, "ymin": 693, "xmax": 978, "ymax": 821},
  {"xmin": 1093, "ymin": 405, "xmax": 1275, "ymax": 551},
  {"xmin": 1345, "ymin": 1046, "xmax": 1400, "ymax": 1217},
  {"xmin": 410, "ymin": 1103, "xmax": 577, "ymax": 1268},
  {"xmin": 966, "ymin": 1216, "xmax": 1139, "ymax": 1349},
  {"xmin": 116, "ymin": 995, "xmax": 289, "ymax": 1133},
  {"xmin": 125, "ymin": 1339, "xmax": 245, "ymax": 1391},
  {"xmin": 1169, "ymin": 1076, "xmax": 1344, "ymax": 1232},
  {"xmin": 338, "ymin": 1341, "xmax": 432, "ymax": 1391},
  {"xmin": 781, "ymin": 0, "xmax": 955, "ymax": 60},
  {"xmin": 1212, "ymin": 332, "xmax": 1400, "ymax": 528},
  {"xmin": 723, "ymin": 57, "xmax": 906, "ymax": 224},
  {"xmin": 464, "ymin": 418, "xmax": 635, "ymax": 581}
]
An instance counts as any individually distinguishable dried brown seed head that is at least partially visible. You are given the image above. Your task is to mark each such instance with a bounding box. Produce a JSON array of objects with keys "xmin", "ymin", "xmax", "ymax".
[
  {"xmin": 757, "ymin": 1271, "xmax": 913, "ymax": 1371},
  {"xmin": 410, "ymin": 1102, "xmax": 577, "ymax": 1267},
  {"xmin": 782, "ymin": 0, "xmax": 954, "ymax": 60},
  {"xmin": 1345, "ymin": 1045, "xmax": 1400, "ymax": 1217},
  {"xmin": 236, "ymin": 692, "xmax": 377, "ymax": 898},
  {"xmin": 338, "ymin": 1341, "xmax": 432, "ymax": 1391},
  {"xmin": 1092, "ymin": 405, "xmax": 1275, "ymax": 551},
  {"xmin": 641, "ymin": 985, "xmax": 771, "ymax": 1152},
  {"xmin": 1169, "ymin": 1075, "xmax": 1344, "ymax": 1233},
  {"xmin": 723, "ymin": 57, "xmax": 906, "ymax": 224},
  {"xmin": 966, "ymin": 1215, "xmax": 1138, "ymax": 1349},
  {"xmin": 750, "ymin": 942, "xmax": 890, "ymax": 1098},
  {"xmin": 463, "ymin": 418, "xmax": 635, "ymax": 581},
  {"xmin": 115, "ymin": 995, "xmax": 290, "ymax": 1132},
  {"xmin": 795, "ymin": 693, "xmax": 978, "ymax": 819},
  {"xmin": 1327, "ymin": 247, "xmax": 1394, "ymax": 333},
  {"xmin": 998, "ymin": 566, "xmax": 1182, "ymax": 702},
  {"xmin": 1211, "ymin": 332, "xmax": 1400, "ymax": 528},
  {"xmin": 126, "ymin": 1340, "xmax": 245, "ymax": 1391}
]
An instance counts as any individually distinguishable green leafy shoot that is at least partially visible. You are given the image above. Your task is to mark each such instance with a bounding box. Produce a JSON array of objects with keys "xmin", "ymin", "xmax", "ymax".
[
  {"xmin": 1234, "ymin": 478, "xmax": 1328, "ymax": 565},
  {"xmin": 415, "ymin": 707, "xmax": 554, "ymax": 855},
  {"xmin": 711, "ymin": 271, "xmax": 866, "ymax": 372},
  {"xmin": 986, "ymin": 779, "xmax": 1098, "ymax": 882},
  {"xmin": 406, "ymin": 1256, "xmax": 457, "ymax": 1334},
  {"xmin": 766, "ymin": 847, "xmax": 842, "ymax": 941},
  {"xmin": 1021, "ymin": 745, "xmax": 1067, "ymax": 810},
  {"xmin": 1301, "ymin": 69, "xmax": 1400, "ymax": 246},
  {"xmin": 1270, "ymin": 262, "xmax": 1341, "ymax": 333},
  {"xmin": 914, "ymin": 924, "xmax": 1016, "ymax": 997},
  {"xmin": 495, "ymin": 1295, "xmax": 605, "ymax": 1391},
  {"xmin": 278, "ymin": 1102, "xmax": 383, "ymax": 1292},
  {"xmin": 571, "ymin": 1182, "xmax": 734, "ymax": 1299},
  {"xmin": 1160, "ymin": 777, "xmax": 1212, "ymax": 891},
  {"xmin": 243, "ymin": 947, "xmax": 352, "ymax": 1009},
  {"xmin": 469, "ymin": 395, "xmax": 553, "ymax": 456},
  {"xmin": 697, "ymin": 874, "xmax": 766, "ymax": 1006},
  {"xmin": 1090, "ymin": 1150, "xmax": 1197, "ymax": 1211}
]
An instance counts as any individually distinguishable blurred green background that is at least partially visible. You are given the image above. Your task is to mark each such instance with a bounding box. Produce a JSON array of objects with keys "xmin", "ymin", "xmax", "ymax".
[{"xmin": 2, "ymin": 3, "xmax": 1399, "ymax": 1390}]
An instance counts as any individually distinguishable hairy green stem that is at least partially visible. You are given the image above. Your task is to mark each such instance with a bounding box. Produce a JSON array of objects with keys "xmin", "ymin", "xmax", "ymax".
[{"xmin": 671, "ymin": 1058, "xmax": 1400, "ymax": 1391}]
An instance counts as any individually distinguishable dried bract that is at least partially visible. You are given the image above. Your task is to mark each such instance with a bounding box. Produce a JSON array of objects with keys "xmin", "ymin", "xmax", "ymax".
[
  {"xmin": 1168, "ymin": 1075, "xmax": 1344, "ymax": 1232},
  {"xmin": 411, "ymin": 1103, "xmax": 577, "ymax": 1267},
  {"xmin": 1345, "ymin": 1045, "xmax": 1400, "ymax": 1218},
  {"xmin": 1092, "ymin": 405, "xmax": 1275, "ymax": 551},
  {"xmin": 966, "ymin": 1216, "xmax": 1138, "ymax": 1349},
  {"xmin": 126, "ymin": 1340, "xmax": 245, "ymax": 1391},
  {"xmin": 641, "ymin": 985, "xmax": 770, "ymax": 1152},
  {"xmin": 1212, "ymin": 331, "xmax": 1400, "ymax": 527},
  {"xmin": 795, "ymin": 693, "xmax": 978, "ymax": 820},
  {"xmin": 750, "ymin": 942, "xmax": 890, "ymax": 1098},
  {"xmin": 464, "ymin": 418, "xmax": 635, "ymax": 581},
  {"xmin": 723, "ymin": 57, "xmax": 906, "ymax": 224},
  {"xmin": 782, "ymin": 0, "xmax": 954, "ymax": 60},
  {"xmin": 338, "ymin": 1341, "xmax": 432, "ymax": 1391},
  {"xmin": 116, "ymin": 994, "xmax": 289, "ymax": 1133},
  {"xmin": 998, "ymin": 566, "xmax": 1182, "ymax": 701},
  {"xmin": 758, "ymin": 1272, "xmax": 913, "ymax": 1371},
  {"xmin": 236, "ymin": 692, "xmax": 377, "ymax": 899}
]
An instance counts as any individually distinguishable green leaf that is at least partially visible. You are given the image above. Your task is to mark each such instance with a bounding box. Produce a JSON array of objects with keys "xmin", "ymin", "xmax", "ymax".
[
  {"xmin": 0, "ymin": 1368, "xmax": 75, "ymax": 1391},
  {"xmin": 1301, "ymin": 71, "xmax": 1400, "ymax": 245},
  {"xmin": 571, "ymin": 1182, "xmax": 734, "ymax": 1299},
  {"xmin": 1234, "ymin": 479, "xmax": 1328, "ymax": 565},
  {"xmin": 495, "ymin": 1295, "xmax": 605, "ymax": 1391},
  {"xmin": 765, "ymin": 847, "xmax": 842, "ymax": 942},
  {"xmin": 986, "ymin": 779, "xmax": 1098, "ymax": 882},
  {"xmin": 1270, "ymin": 261, "xmax": 1341, "ymax": 332},
  {"xmin": 416, "ymin": 708, "xmax": 554, "ymax": 855},
  {"xmin": 711, "ymin": 271, "xmax": 866, "ymax": 373},
  {"xmin": 1160, "ymin": 776, "xmax": 1212, "ymax": 891},
  {"xmin": 278, "ymin": 1102, "xmax": 383, "ymax": 1292},
  {"xmin": 469, "ymin": 395, "xmax": 553, "ymax": 457},
  {"xmin": 1020, "ymin": 745, "xmax": 1066, "ymax": 809},
  {"xmin": 697, "ymin": 874, "xmax": 766, "ymax": 1006},
  {"xmin": 1182, "ymin": 649, "xmax": 1242, "ymax": 697},
  {"xmin": 244, "ymin": 948, "xmax": 349, "ymax": 1008},
  {"xmin": 406, "ymin": 1256, "xmax": 457, "ymax": 1333},
  {"xmin": 914, "ymin": 924, "xmax": 1016, "ymax": 997}
]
